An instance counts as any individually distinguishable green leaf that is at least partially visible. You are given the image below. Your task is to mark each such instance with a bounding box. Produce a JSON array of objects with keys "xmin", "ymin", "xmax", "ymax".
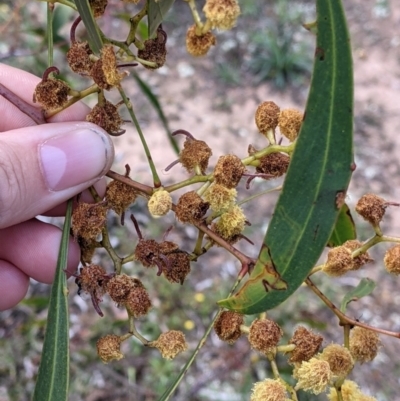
[
  {"xmin": 327, "ymin": 203, "xmax": 356, "ymax": 247},
  {"xmin": 147, "ymin": 0, "xmax": 175, "ymax": 38},
  {"xmin": 33, "ymin": 200, "xmax": 73, "ymax": 401},
  {"xmin": 218, "ymin": 0, "xmax": 354, "ymax": 314},
  {"xmin": 74, "ymin": 0, "xmax": 103, "ymax": 54},
  {"xmin": 131, "ymin": 71, "xmax": 179, "ymax": 154},
  {"xmin": 340, "ymin": 278, "xmax": 376, "ymax": 313}
]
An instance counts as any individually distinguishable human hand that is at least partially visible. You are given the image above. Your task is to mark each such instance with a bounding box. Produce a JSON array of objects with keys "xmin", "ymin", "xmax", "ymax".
[{"xmin": 0, "ymin": 64, "xmax": 114, "ymax": 310}]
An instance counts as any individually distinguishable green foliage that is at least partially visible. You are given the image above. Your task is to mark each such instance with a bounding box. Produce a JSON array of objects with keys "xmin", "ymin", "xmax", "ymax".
[
  {"xmin": 248, "ymin": 0, "xmax": 312, "ymax": 88},
  {"xmin": 219, "ymin": 0, "xmax": 354, "ymax": 314}
]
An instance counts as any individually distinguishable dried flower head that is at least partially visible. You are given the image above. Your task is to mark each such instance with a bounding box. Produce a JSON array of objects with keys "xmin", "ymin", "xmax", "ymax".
[
  {"xmin": 106, "ymin": 274, "xmax": 141, "ymax": 304},
  {"xmin": 214, "ymin": 205, "xmax": 246, "ymax": 240},
  {"xmin": 158, "ymin": 240, "xmax": 180, "ymax": 255},
  {"xmin": 86, "ymin": 100, "xmax": 124, "ymax": 134},
  {"xmin": 343, "ymin": 240, "xmax": 372, "ymax": 271},
  {"xmin": 294, "ymin": 357, "xmax": 332, "ymax": 395},
  {"xmin": 90, "ymin": 59, "xmax": 111, "ymax": 90},
  {"xmin": 288, "ymin": 326, "xmax": 323, "ymax": 364},
  {"xmin": 248, "ymin": 318, "xmax": 283, "ymax": 354},
  {"xmin": 179, "ymin": 138, "xmax": 212, "ymax": 174},
  {"xmin": 323, "ymin": 245, "xmax": 353, "ymax": 277},
  {"xmin": 186, "ymin": 24, "xmax": 216, "ymax": 56},
  {"xmin": 152, "ymin": 330, "xmax": 188, "ymax": 359},
  {"xmin": 278, "ymin": 108, "xmax": 303, "ymax": 141},
  {"xmin": 349, "ymin": 327, "xmax": 380, "ymax": 363},
  {"xmin": 89, "ymin": 0, "xmax": 108, "ymax": 18},
  {"xmin": 214, "ymin": 154, "xmax": 245, "ymax": 189},
  {"xmin": 101, "ymin": 45, "xmax": 124, "ymax": 86},
  {"xmin": 320, "ymin": 344, "xmax": 354, "ymax": 377},
  {"xmin": 204, "ymin": 183, "xmax": 237, "ymax": 212},
  {"xmin": 134, "ymin": 239, "xmax": 160, "ymax": 268},
  {"xmin": 162, "ymin": 251, "xmax": 191, "ymax": 284},
  {"xmin": 214, "ymin": 311, "xmax": 243, "ymax": 344},
  {"xmin": 203, "ymin": 0, "xmax": 241, "ymax": 30},
  {"xmin": 355, "ymin": 193, "xmax": 388, "ymax": 226},
  {"xmin": 96, "ymin": 334, "xmax": 123, "ymax": 363},
  {"xmin": 106, "ymin": 179, "xmax": 137, "ymax": 215},
  {"xmin": 175, "ymin": 191, "xmax": 209, "ymax": 224},
  {"xmin": 383, "ymin": 244, "xmax": 400, "ymax": 275},
  {"xmin": 256, "ymin": 152, "xmax": 290, "ymax": 178},
  {"xmin": 255, "ymin": 101, "xmax": 280, "ymax": 133},
  {"xmin": 76, "ymin": 264, "xmax": 108, "ymax": 295},
  {"xmin": 327, "ymin": 380, "xmax": 377, "ymax": 401},
  {"xmin": 67, "ymin": 41, "xmax": 94, "ymax": 74},
  {"xmin": 125, "ymin": 285, "xmax": 152, "ymax": 317},
  {"xmin": 72, "ymin": 202, "xmax": 108, "ymax": 240},
  {"xmin": 251, "ymin": 378, "xmax": 287, "ymax": 401},
  {"xmin": 33, "ymin": 78, "xmax": 70, "ymax": 110},
  {"xmin": 137, "ymin": 27, "xmax": 167, "ymax": 69},
  {"xmin": 77, "ymin": 236, "xmax": 97, "ymax": 265},
  {"xmin": 148, "ymin": 189, "xmax": 172, "ymax": 217}
]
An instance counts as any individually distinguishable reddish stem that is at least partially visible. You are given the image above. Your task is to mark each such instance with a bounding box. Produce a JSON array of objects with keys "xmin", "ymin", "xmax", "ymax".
[
  {"xmin": 42, "ymin": 66, "xmax": 60, "ymax": 81},
  {"xmin": 171, "ymin": 129, "xmax": 195, "ymax": 140},
  {"xmin": 70, "ymin": 16, "xmax": 82, "ymax": 43},
  {"xmin": 130, "ymin": 214, "xmax": 143, "ymax": 240}
]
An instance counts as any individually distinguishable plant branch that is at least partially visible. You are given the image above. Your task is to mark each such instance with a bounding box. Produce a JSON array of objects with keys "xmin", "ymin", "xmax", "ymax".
[{"xmin": 305, "ymin": 278, "xmax": 400, "ymax": 339}]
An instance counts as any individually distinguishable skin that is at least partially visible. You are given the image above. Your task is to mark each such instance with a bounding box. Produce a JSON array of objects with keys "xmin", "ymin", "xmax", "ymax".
[{"xmin": 0, "ymin": 64, "xmax": 114, "ymax": 310}]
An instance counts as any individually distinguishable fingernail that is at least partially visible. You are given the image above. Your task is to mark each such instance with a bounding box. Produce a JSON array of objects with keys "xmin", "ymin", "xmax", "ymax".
[{"xmin": 39, "ymin": 128, "xmax": 113, "ymax": 191}]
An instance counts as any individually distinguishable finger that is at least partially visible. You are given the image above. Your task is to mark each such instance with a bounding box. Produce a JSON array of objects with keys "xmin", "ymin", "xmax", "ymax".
[
  {"xmin": 43, "ymin": 179, "xmax": 107, "ymax": 217},
  {"xmin": 0, "ymin": 260, "xmax": 30, "ymax": 311},
  {"xmin": 0, "ymin": 63, "xmax": 90, "ymax": 131},
  {"xmin": 0, "ymin": 219, "xmax": 80, "ymax": 284},
  {"xmin": 0, "ymin": 121, "xmax": 114, "ymax": 228}
]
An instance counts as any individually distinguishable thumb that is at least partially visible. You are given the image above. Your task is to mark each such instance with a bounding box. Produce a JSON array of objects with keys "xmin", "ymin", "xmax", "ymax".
[{"xmin": 0, "ymin": 122, "xmax": 114, "ymax": 228}]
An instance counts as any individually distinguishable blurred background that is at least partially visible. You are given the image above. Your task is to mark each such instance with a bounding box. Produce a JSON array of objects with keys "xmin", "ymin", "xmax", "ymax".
[{"xmin": 1, "ymin": 0, "xmax": 400, "ymax": 400}]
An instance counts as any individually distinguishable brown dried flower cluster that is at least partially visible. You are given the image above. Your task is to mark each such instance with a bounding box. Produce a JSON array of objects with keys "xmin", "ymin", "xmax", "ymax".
[
  {"xmin": 175, "ymin": 191, "xmax": 210, "ymax": 224},
  {"xmin": 152, "ymin": 330, "xmax": 188, "ymax": 359},
  {"xmin": 248, "ymin": 318, "xmax": 283, "ymax": 354},
  {"xmin": 320, "ymin": 344, "xmax": 354, "ymax": 377},
  {"xmin": 33, "ymin": 78, "xmax": 70, "ymax": 110},
  {"xmin": 134, "ymin": 239, "xmax": 191, "ymax": 284},
  {"xmin": 278, "ymin": 108, "xmax": 303, "ymax": 142},
  {"xmin": 186, "ymin": 25, "xmax": 216, "ymax": 56},
  {"xmin": 214, "ymin": 154, "xmax": 245, "ymax": 189},
  {"xmin": 203, "ymin": 0, "xmax": 241, "ymax": 30},
  {"xmin": 214, "ymin": 311, "xmax": 243, "ymax": 344},
  {"xmin": 72, "ymin": 202, "xmax": 108, "ymax": 241},
  {"xmin": 179, "ymin": 138, "xmax": 212, "ymax": 174},
  {"xmin": 256, "ymin": 152, "xmax": 290, "ymax": 178},
  {"xmin": 288, "ymin": 326, "xmax": 323, "ymax": 364},
  {"xmin": 323, "ymin": 240, "xmax": 371, "ymax": 277},
  {"xmin": 67, "ymin": 41, "xmax": 94, "ymax": 74},
  {"xmin": 255, "ymin": 101, "xmax": 280, "ymax": 133},
  {"xmin": 250, "ymin": 378, "xmax": 287, "ymax": 401},
  {"xmin": 86, "ymin": 100, "xmax": 124, "ymax": 134},
  {"xmin": 96, "ymin": 334, "xmax": 124, "ymax": 363},
  {"xmin": 349, "ymin": 327, "xmax": 380, "ymax": 363},
  {"xmin": 89, "ymin": 0, "xmax": 108, "ymax": 18},
  {"xmin": 137, "ymin": 27, "xmax": 167, "ymax": 69},
  {"xmin": 383, "ymin": 244, "xmax": 400, "ymax": 275},
  {"xmin": 355, "ymin": 193, "xmax": 388, "ymax": 226},
  {"xmin": 106, "ymin": 179, "xmax": 137, "ymax": 215}
]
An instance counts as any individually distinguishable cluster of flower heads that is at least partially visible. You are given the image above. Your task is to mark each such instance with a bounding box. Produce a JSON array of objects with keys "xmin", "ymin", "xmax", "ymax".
[
  {"xmin": 185, "ymin": 0, "xmax": 241, "ymax": 56},
  {"xmin": 213, "ymin": 312, "xmax": 380, "ymax": 400},
  {"xmin": 323, "ymin": 193, "xmax": 400, "ymax": 277}
]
